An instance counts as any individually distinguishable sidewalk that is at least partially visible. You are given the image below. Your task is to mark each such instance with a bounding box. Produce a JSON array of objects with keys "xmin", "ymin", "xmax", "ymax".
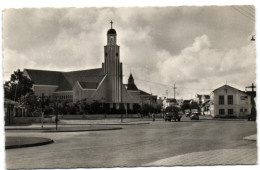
[
  {"xmin": 244, "ymin": 134, "xmax": 257, "ymax": 141},
  {"xmin": 143, "ymin": 148, "xmax": 257, "ymax": 166}
]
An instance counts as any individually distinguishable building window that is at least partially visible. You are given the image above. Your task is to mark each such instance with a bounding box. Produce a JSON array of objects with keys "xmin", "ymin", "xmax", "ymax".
[
  {"xmin": 240, "ymin": 108, "xmax": 243, "ymax": 112},
  {"xmin": 219, "ymin": 109, "xmax": 225, "ymax": 115},
  {"xmin": 228, "ymin": 109, "xmax": 234, "ymax": 115},
  {"xmin": 245, "ymin": 109, "xmax": 247, "ymax": 112},
  {"xmin": 219, "ymin": 95, "xmax": 224, "ymax": 105},
  {"xmin": 228, "ymin": 95, "xmax": 233, "ymax": 105}
]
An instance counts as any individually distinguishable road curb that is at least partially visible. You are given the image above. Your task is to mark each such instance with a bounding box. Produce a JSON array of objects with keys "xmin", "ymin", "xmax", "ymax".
[
  {"xmin": 59, "ymin": 123, "xmax": 150, "ymax": 125},
  {"xmin": 6, "ymin": 138, "xmax": 54, "ymax": 150},
  {"xmin": 42, "ymin": 127, "xmax": 123, "ymax": 133}
]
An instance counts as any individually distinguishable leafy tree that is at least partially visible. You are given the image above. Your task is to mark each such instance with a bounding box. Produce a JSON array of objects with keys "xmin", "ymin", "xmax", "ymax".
[
  {"xmin": 141, "ymin": 104, "xmax": 154, "ymax": 116},
  {"xmin": 90, "ymin": 101, "xmax": 104, "ymax": 114},
  {"xmin": 4, "ymin": 69, "xmax": 34, "ymax": 101},
  {"xmin": 181, "ymin": 102, "xmax": 191, "ymax": 111},
  {"xmin": 132, "ymin": 103, "xmax": 141, "ymax": 114},
  {"xmin": 154, "ymin": 104, "xmax": 162, "ymax": 113},
  {"xmin": 19, "ymin": 92, "xmax": 41, "ymax": 116},
  {"xmin": 83, "ymin": 102, "xmax": 91, "ymax": 114}
]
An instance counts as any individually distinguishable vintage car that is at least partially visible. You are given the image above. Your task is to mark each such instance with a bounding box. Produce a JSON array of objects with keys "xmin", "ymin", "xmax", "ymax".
[
  {"xmin": 184, "ymin": 109, "xmax": 191, "ymax": 117},
  {"xmin": 190, "ymin": 113, "xmax": 199, "ymax": 120},
  {"xmin": 164, "ymin": 106, "xmax": 182, "ymax": 122}
]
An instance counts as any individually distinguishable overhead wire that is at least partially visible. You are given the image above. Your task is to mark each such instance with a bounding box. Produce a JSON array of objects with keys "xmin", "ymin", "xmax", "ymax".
[
  {"xmin": 231, "ymin": 6, "xmax": 255, "ymax": 22},
  {"xmin": 132, "ymin": 76, "xmax": 212, "ymax": 91},
  {"xmin": 236, "ymin": 6, "xmax": 255, "ymax": 18},
  {"xmin": 245, "ymin": 5, "xmax": 255, "ymax": 11}
]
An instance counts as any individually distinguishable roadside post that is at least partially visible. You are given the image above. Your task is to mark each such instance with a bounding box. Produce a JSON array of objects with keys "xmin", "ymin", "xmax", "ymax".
[
  {"xmin": 55, "ymin": 102, "xmax": 58, "ymax": 131},
  {"xmin": 41, "ymin": 93, "xmax": 45, "ymax": 129},
  {"xmin": 121, "ymin": 103, "xmax": 123, "ymax": 123},
  {"xmin": 55, "ymin": 110, "xmax": 58, "ymax": 131}
]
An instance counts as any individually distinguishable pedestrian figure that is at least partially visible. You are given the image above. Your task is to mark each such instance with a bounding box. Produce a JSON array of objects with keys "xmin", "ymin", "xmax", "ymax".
[{"xmin": 152, "ymin": 113, "xmax": 155, "ymax": 121}]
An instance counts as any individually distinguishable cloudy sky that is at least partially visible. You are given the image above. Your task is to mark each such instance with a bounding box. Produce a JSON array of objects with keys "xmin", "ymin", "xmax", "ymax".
[{"xmin": 2, "ymin": 6, "xmax": 256, "ymax": 99}]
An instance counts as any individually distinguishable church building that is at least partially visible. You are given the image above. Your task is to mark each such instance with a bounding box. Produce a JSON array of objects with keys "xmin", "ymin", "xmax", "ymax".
[{"xmin": 23, "ymin": 21, "xmax": 156, "ymax": 110}]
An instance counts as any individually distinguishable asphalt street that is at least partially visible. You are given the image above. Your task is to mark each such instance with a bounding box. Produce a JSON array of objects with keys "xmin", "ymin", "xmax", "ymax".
[{"xmin": 5, "ymin": 117, "xmax": 257, "ymax": 169}]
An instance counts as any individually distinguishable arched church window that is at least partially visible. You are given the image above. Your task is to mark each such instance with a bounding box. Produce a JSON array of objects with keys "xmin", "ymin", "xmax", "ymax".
[
  {"xmin": 105, "ymin": 52, "xmax": 108, "ymax": 57},
  {"xmin": 116, "ymin": 53, "xmax": 119, "ymax": 57}
]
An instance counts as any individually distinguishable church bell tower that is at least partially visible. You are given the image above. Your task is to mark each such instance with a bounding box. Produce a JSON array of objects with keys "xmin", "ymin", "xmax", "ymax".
[{"xmin": 103, "ymin": 21, "xmax": 122, "ymax": 103}]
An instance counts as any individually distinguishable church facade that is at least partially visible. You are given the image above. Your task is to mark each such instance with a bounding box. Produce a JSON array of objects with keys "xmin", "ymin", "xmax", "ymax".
[{"xmin": 23, "ymin": 22, "xmax": 156, "ymax": 110}]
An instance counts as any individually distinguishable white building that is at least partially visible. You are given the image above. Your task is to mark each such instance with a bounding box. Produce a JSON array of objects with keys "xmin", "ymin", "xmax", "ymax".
[
  {"xmin": 162, "ymin": 98, "xmax": 179, "ymax": 109},
  {"xmin": 209, "ymin": 84, "xmax": 252, "ymax": 118}
]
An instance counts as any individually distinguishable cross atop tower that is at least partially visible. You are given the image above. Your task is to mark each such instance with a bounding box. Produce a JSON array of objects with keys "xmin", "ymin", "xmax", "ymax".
[{"xmin": 110, "ymin": 20, "xmax": 113, "ymax": 28}]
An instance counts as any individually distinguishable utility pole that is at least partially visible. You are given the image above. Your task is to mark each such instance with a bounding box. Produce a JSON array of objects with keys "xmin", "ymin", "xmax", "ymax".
[
  {"xmin": 173, "ymin": 84, "xmax": 177, "ymax": 99},
  {"xmin": 246, "ymin": 83, "xmax": 256, "ymax": 121},
  {"xmin": 166, "ymin": 90, "xmax": 168, "ymax": 99},
  {"xmin": 55, "ymin": 102, "xmax": 58, "ymax": 131},
  {"xmin": 246, "ymin": 83, "xmax": 256, "ymax": 92}
]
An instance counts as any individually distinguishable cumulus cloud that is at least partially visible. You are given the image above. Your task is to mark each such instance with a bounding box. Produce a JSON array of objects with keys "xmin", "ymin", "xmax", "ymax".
[
  {"xmin": 2, "ymin": 7, "xmax": 256, "ymax": 99},
  {"xmin": 135, "ymin": 34, "xmax": 256, "ymax": 98},
  {"xmin": 3, "ymin": 49, "xmax": 37, "ymax": 80}
]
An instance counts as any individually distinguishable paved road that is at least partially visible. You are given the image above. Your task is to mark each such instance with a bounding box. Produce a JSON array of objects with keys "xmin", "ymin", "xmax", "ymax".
[{"xmin": 5, "ymin": 117, "xmax": 257, "ymax": 169}]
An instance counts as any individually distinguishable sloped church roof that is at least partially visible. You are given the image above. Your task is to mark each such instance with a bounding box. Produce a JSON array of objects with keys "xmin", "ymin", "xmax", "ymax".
[{"xmin": 24, "ymin": 68, "xmax": 105, "ymax": 91}]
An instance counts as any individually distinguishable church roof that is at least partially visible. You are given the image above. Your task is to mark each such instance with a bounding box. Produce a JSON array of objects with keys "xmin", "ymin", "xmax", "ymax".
[
  {"xmin": 24, "ymin": 68, "xmax": 105, "ymax": 92},
  {"xmin": 139, "ymin": 90, "xmax": 150, "ymax": 96},
  {"xmin": 78, "ymin": 82, "xmax": 99, "ymax": 89},
  {"xmin": 213, "ymin": 84, "xmax": 246, "ymax": 94},
  {"xmin": 126, "ymin": 84, "xmax": 139, "ymax": 91},
  {"xmin": 129, "ymin": 73, "xmax": 133, "ymax": 80},
  {"xmin": 24, "ymin": 69, "xmax": 61, "ymax": 85}
]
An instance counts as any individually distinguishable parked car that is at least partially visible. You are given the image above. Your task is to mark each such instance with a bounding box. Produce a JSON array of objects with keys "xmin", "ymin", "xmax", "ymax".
[
  {"xmin": 164, "ymin": 106, "xmax": 182, "ymax": 122},
  {"xmin": 191, "ymin": 109, "xmax": 200, "ymax": 114},
  {"xmin": 190, "ymin": 113, "xmax": 199, "ymax": 120},
  {"xmin": 184, "ymin": 109, "xmax": 191, "ymax": 117}
]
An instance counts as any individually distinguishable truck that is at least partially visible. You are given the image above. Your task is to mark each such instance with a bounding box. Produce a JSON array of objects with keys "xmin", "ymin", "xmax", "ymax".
[{"xmin": 164, "ymin": 106, "xmax": 182, "ymax": 122}]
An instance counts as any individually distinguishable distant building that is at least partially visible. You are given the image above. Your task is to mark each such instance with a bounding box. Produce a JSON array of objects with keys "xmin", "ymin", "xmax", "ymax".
[
  {"xmin": 209, "ymin": 84, "xmax": 253, "ymax": 118},
  {"xmin": 176, "ymin": 99, "xmax": 184, "ymax": 105},
  {"xmin": 124, "ymin": 74, "xmax": 157, "ymax": 106},
  {"xmin": 163, "ymin": 98, "xmax": 180, "ymax": 109},
  {"xmin": 183, "ymin": 99, "xmax": 192, "ymax": 105},
  {"xmin": 23, "ymin": 21, "xmax": 157, "ymax": 111},
  {"xmin": 139, "ymin": 90, "xmax": 157, "ymax": 105},
  {"xmin": 201, "ymin": 100, "xmax": 210, "ymax": 115},
  {"xmin": 195, "ymin": 94, "xmax": 210, "ymax": 105}
]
